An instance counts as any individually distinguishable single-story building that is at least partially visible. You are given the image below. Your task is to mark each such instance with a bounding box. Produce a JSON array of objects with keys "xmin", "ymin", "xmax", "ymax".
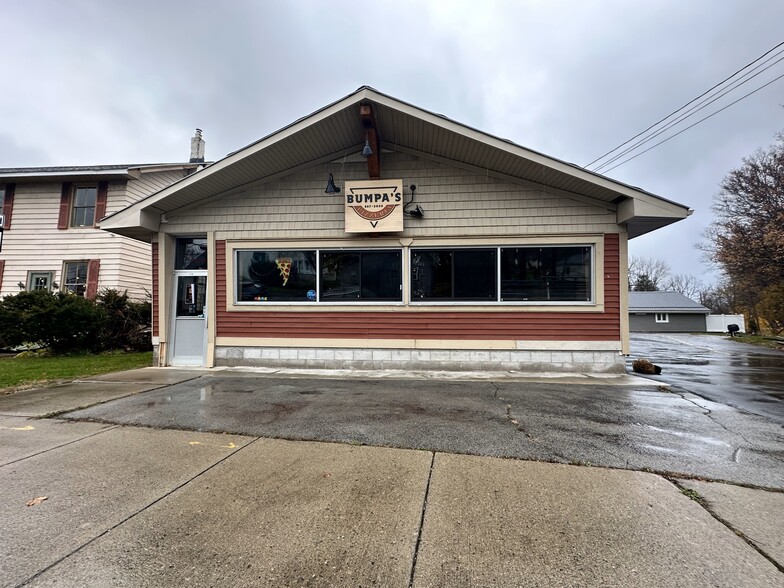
[
  {"xmin": 628, "ymin": 291, "xmax": 710, "ymax": 332},
  {"xmin": 100, "ymin": 86, "xmax": 692, "ymax": 372}
]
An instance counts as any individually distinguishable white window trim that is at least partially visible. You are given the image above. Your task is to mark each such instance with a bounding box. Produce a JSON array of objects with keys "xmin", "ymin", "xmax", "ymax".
[{"xmin": 655, "ymin": 313, "xmax": 669, "ymax": 323}]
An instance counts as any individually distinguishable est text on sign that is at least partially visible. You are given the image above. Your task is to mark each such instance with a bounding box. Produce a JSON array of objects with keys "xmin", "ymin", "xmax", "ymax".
[{"xmin": 344, "ymin": 179, "xmax": 403, "ymax": 233}]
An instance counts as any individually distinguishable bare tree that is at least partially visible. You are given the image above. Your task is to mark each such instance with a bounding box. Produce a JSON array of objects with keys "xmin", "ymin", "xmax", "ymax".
[
  {"xmin": 662, "ymin": 274, "xmax": 704, "ymax": 300},
  {"xmin": 628, "ymin": 256, "xmax": 670, "ymax": 291}
]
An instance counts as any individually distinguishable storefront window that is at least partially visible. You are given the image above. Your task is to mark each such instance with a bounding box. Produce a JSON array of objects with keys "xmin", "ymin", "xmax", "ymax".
[
  {"xmin": 237, "ymin": 250, "xmax": 317, "ymax": 302},
  {"xmin": 411, "ymin": 249, "xmax": 496, "ymax": 300},
  {"xmin": 500, "ymin": 246, "xmax": 591, "ymax": 302},
  {"xmin": 320, "ymin": 250, "xmax": 401, "ymax": 301}
]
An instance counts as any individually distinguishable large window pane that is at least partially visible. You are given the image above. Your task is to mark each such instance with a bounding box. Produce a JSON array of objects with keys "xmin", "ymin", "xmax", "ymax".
[
  {"xmin": 411, "ymin": 249, "xmax": 496, "ymax": 300},
  {"xmin": 237, "ymin": 250, "xmax": 316, "ymax": 302},
  {"xmin": 64, "ymin": 261, "xmax": 88, "ymax": 296},
  {"xmin": 501, "ymin": 246, "xmax": 591, "ymax": 301},
  {"xmin": 71, "ymin": 186, "xmax": 97, "ymax": 227},
  {"xmin": 320, "ymin": 250, "xmax": 401, "ymax": 301}
]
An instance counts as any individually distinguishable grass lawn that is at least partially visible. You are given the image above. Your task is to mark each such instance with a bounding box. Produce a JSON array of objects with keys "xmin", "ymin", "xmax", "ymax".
[
  {"xmin": 0, "ymin": 351, "xmax": 153, "ymax": 392},
  {"xmin": 727, "ymin": 333, "xmax": 784, "ymax": 351}
]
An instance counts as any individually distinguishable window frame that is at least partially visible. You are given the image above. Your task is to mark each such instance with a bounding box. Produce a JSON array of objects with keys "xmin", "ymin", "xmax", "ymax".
[
  {"xmin": 655, "ymin": 313, "xmax": 669, "ymax": 323},
  {"xmin": 70, "ymin": 184, "xmax": 98, "ymax": 228},
  {"xmin": 62, "ymin": 261, "xmax": 89, "ymax": 296},
  {"xmin": 26, "ymin": 271, "xmax": 53, "ymax": 292},
  {"xmin": 234, "ymin": 247, "xmax": 404, "ymax": 306},
  {"xmin": 409, "ymin": 244, "xmax": 595, "ymax": 306}
]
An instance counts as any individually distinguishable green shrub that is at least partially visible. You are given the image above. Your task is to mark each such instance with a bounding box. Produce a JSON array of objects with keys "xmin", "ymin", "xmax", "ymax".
[{"xmin": 0, "ymin": 288, "xmax": 151, "ymax": 354}]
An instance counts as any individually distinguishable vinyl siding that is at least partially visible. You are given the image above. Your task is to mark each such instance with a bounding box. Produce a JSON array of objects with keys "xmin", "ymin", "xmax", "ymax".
[
  {"xmin": 214, "ymin": 235, "xmax": 621, "ymax": 342},
  {"xmin": 123, "ymin": 169, "xmax": 189, "ymax": 208},
  {"xmin": 0, "ymin": 171, "xmax": 186, "ymax": 300},
  {"xmin": 162, "ymin": 152, "xmax": 619, "ymax": 238}
]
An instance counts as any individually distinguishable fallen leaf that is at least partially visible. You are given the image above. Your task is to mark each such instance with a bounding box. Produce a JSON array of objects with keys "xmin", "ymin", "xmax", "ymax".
[
  {"xmin": 26, "ymin": 496, "xmax": 48, "ymax": 507},
  {"xmin": 221, "ymin": 443, "xmax": 236, "ymax": 449},
  {"xmin": 188, "ymin": 441, "xmax": 202, "ymax": 446},
  {"xmin": 322, "ymin": 472, "xmax": 332, "ymax": 479}
]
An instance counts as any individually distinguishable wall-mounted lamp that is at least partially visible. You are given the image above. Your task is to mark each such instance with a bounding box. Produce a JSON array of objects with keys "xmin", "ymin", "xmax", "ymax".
[
  {"xmin": 325, "ymin": 173, "xmax": 340, "ymax": 194},
  {"xmin": 403, "ymin": 184, "xmax": 425, "ymax": 218},
  {"xmin": 361, "ymin": 135, "xmax": 373, "ymax": 158},
  {"xmin": 17, "ymin": 282, "xmax": 25, "ymax": 290}
]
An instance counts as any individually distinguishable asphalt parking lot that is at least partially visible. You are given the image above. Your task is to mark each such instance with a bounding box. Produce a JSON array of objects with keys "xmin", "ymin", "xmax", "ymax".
[{"xmin": 628, "ymin": 333, "xmax": 784, "ymax": 425}]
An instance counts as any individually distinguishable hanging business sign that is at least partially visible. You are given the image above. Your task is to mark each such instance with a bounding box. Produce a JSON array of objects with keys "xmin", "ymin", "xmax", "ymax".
[{"xmin": 344, "ymin": 179, "xmax": 403, "ymax": 233}]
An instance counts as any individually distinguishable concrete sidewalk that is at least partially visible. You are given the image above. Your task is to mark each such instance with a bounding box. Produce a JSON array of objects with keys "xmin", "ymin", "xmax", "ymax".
[{"xmin": 0, "ymin": 368, "xmax": 782, "ymax": 586}]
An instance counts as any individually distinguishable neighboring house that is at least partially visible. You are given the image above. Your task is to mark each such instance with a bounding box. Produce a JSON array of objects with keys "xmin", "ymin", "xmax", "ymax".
[
  {"xmin": 628, "ymin": 291, "xmax": 710, "ymax": 332},
  {"xmin": 101, "ymin": 86, "xmax": 692, "ymax": 372},
  {"xmin": 0, "ymin": 132, "xmax": 207, "ymax": 300}
]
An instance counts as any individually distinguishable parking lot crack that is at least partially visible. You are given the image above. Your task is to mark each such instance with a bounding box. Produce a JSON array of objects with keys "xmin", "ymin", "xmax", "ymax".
[
  {"xmin": 672, "ymin": 389, "xmax": 784, "ymax": 466},
  {"xmin": 0, "ymin": 423, "xmax": 121, "ymax": 469},
  {"xmin": 505, "ymin": 404, "xmax": 535, "ymax": 440}
]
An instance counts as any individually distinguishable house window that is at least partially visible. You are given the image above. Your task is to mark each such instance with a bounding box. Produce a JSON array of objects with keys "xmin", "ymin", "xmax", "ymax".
[
  {"xmin": 655, "ymin": 313, "xmax": 669, "ymax": 323},
  {"xmin": 501, "ymin": 246, "xmax": 591, "ymax": 302},
  {"xmin": 71, "ymin": 186, "xmax": 97, "ymax": 227},
  {"xmin": 411, "ymin": 249, "xmax": 496, "ymax": 300},
  {"xmin": 63, "ymin": 261, "xmax": 89, "ymax": 296},
  {"xmin": 27, "ymin": 272, "xmax": 52, "ymax": 292}
]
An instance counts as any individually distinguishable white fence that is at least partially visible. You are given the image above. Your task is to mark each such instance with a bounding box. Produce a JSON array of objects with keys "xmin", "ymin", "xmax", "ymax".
[{"xmin": 706, "ymin": 314, "xmax": 746, "ymax": 333}]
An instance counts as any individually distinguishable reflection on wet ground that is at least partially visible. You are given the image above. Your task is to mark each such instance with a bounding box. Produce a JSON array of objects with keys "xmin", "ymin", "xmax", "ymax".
[
  {"xmin": 67, "ymin": 373, "xmax": 784, "ymax": 489},
  {"xmin": 628, "ymin": 333, "xmax": 784, "ymax": 424}
]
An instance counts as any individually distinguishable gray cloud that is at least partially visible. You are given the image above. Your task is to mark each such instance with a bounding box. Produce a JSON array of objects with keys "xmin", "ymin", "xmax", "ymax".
[{"xmin": 2, "ymin": 0, "xmax": 783, "ymax": 284}]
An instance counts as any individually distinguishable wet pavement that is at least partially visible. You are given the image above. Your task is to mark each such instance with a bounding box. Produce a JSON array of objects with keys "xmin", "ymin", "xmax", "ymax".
[
  {"xmin": 628, "ymin": 333, "xmax": 784, "ymax": 425},
  {"xmin": 65, "ymin": 371, "xmax": 784, "ymax": 489}
]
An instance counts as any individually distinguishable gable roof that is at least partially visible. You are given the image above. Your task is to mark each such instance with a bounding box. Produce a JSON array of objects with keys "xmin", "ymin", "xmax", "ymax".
[
  {"xmin": 100, "ymin": 86, "xmax": 692, "ymax": 242},
  {"xmin": 628, "ymin": 291, "xmax": 710, "ymax": 314}
]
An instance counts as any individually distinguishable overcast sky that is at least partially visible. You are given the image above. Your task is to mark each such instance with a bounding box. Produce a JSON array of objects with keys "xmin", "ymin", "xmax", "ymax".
[{"xmin": 3, "ymin": 1, "xmax": 783, "ymax": 285}]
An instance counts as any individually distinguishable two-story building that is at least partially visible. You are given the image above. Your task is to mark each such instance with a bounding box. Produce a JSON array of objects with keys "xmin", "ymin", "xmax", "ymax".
[
  {"xmin": 99, "ymin": 87, "xmax": 692, "ymax": 372},
  {"xmin": 0, "ymin": 132, "xmax": 207, "ymax": 300}
]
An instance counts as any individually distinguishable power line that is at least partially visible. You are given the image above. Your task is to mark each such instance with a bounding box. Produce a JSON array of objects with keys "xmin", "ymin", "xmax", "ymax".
[
  {"xmin": 599, "ymin": 72, "xmax": 784, "ymax": 173},
  {"xmin": 592, "ymin": 50, "xmax": 784, "ymax": 172},
  {"xmin": 584, "ymin": 40, "xmax": 784, "ymax": 170}
]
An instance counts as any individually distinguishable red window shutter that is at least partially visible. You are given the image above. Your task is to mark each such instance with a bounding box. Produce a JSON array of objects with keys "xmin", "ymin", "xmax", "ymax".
[
  {"xmin": 57, "ymin": 182, "xmax": 72, "ymax": 230},
  {"xmin": 2, "ymin": 184, "xmax": 14, "ymax": 229},
  {"xmin": 85, "ymin": 259, "xmax": 101, "ymax": 299},
  {"xmin": 0, "ymin": 260, "xmax": 5, "ymax": 292},
  {"xmin": 95, "ymin": 181, "xmax": 108, "ymax": 224}
]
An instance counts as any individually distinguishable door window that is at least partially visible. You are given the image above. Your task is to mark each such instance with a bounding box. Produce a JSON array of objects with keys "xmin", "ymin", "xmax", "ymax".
[{"xmin": 176, "ymin": 276, "xmax": 207, "ymax": 317}]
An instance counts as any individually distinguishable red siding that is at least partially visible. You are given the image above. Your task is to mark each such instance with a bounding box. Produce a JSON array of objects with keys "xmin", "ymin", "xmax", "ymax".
[
  {"xmin": 215, "ymin": 237, "xmax": 621, "ymax": 341},
  {"xmin": 57, "ymin": 183, "xmax": 72, "ymax": 229},
  {"xmin": 85, "ymin": 259, "xmax": 101, "ymax": 299},
  {"xmin": 95, "ymin": 181, "xmax": 108, "ymax": 224},
  {"xmin": 152, "ymin": 242, "xmax": 159, "ymax": 337}
]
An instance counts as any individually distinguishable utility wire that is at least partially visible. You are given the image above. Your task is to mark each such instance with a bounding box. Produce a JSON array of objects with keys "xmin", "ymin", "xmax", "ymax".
[
  {"xmin": 600, "ymin": 71, "xmax": 784, "ymax": 173},
  {"xmin": 584, "ymin": 40, "xmax": 784, "ymax": 169},
  {"xmin": 593, "ymin": 50, "xmax": 784, "ymax": 172}
]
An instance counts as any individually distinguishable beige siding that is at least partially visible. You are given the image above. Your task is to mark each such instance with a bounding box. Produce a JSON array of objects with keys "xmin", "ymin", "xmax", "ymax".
[
  {"xmin": 124, "ymin": 169, "xmax": 188, "ymax": 207},
  {"xmin": 0, "ymin": 171, "xmax": 185, "ymax": 300},
  {"xmin": 162, "ymin": 152, "xmax": 619, "ymax": 238}
]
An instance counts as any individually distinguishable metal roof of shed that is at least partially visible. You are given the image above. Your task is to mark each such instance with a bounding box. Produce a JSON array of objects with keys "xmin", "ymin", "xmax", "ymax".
[{"xmin": 628, "ymin": 291, "xmax": 710, "ymax": 314}]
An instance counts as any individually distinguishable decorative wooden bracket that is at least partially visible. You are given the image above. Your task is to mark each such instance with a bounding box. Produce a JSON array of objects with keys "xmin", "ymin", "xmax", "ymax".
[{"xmin": 359, "ymin": 103, "xmax": 381, "ymax": 180}]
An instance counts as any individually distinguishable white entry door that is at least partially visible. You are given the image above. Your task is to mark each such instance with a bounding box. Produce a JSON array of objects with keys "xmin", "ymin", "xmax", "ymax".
[{"xmin": 170, "ymin": 272, "xmax": 208, "ymax": 366}]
